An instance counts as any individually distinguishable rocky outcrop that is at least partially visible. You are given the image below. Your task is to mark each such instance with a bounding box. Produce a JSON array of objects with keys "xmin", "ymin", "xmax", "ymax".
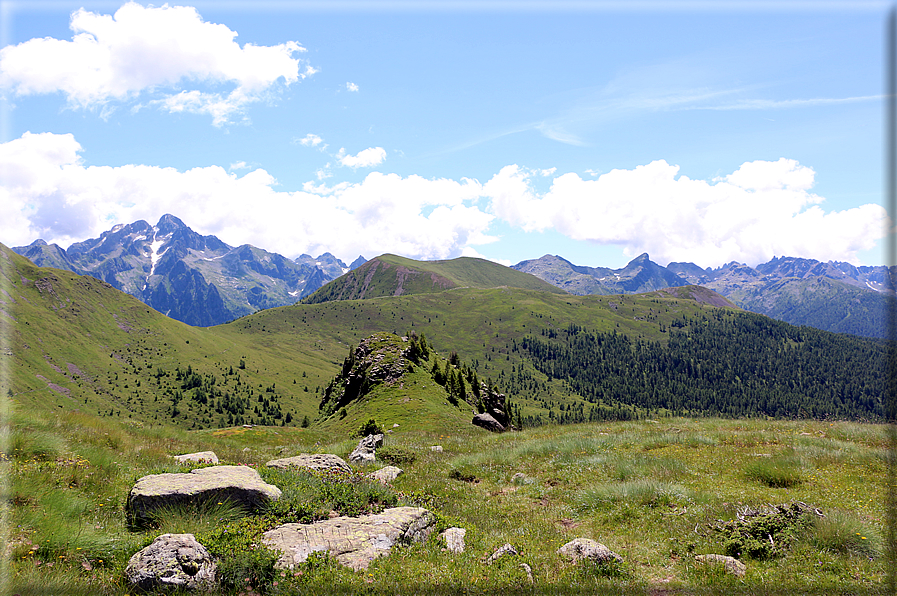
[
  {"xmin": 485, "ymin": 543, "xmax": 518, "ymax": 564},
  {"xmin": 695, "ymin": 554, "xmax": 746, "ymax": 577},
  {"xmin": 265, "ymin": 454, "xmax": 351, "ymax": 473},
  {"xmin": 557, "ymin": 538, "xmax": 623, "ymax": 565},
  {"xmin": 369, "ymin": 465, "xmax": 403, "ymax": 483},
  {"xmin": 125, "ymin": 533, "xmax": 216, "ymax": 592},
  {"xmin": 174, "ymin": 451, "xmax": 219, "ymax": 465},
  {"xmin": 472, "ymin": 383, "xmax": 512, "ymax": 432},
  {"xmin": 127, "ymin": 466, "xmax": 281, "ymax": 527},
  {"xmin": 349, "ymin": 433, "xmax": 383, "ymax": 463},
  {"xmin": 262, "ymin": 506, "xmax": 435, "ymax": 571}
]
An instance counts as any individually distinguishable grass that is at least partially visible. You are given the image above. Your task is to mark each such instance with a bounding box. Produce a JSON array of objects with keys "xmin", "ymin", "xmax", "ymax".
[{"xmin": 5, "ymin": 411, "xmax": 890, "ymax": 595}]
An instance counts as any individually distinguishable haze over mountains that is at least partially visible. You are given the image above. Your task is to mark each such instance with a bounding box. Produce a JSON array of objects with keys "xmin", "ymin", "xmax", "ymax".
[{"xmin": 11, "ymin": 214, "xmax": 895, "ymax": 338}]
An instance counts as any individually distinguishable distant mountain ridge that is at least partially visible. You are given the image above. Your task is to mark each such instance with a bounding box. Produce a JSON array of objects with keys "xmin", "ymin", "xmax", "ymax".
[
  {"xmin": 515, "ymin": 254, "xmax": 895, "ymax": 338},
  {"xmin": 13, "ymin": 214, "xmax": 366, "ymax": 327}
]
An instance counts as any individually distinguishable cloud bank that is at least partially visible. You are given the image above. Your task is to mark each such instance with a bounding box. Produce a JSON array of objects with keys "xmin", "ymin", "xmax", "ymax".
[
  {"xmin": 0, "ymin": 2, "xmax": 313, "ymax": 126},
  {"xmin": 0, "ymin": 132, "xmax": 886, "ymax": 268}
]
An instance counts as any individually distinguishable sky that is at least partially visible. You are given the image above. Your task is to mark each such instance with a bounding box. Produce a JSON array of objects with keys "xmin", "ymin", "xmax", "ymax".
[{"xmin": 0, "ymin": 0, "xmax": 892, "ymax": 270}]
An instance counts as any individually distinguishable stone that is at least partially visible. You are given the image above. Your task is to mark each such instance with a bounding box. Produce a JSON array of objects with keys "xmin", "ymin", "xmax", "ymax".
[
  {"xmin": 349, "ymin": 433, "xmax": 384, "ymax": 463},
  {"xmin": 694, "ymin": 554, "xmax": 746, "ymax": 577},
  {"xmin": 557, "ymin": 538, "xmax": 623, "ymax": 565},
  {"xmin": 124, "ymin": 533, "xmax": 216, "ymax": 592},
  {"xmin": 510, "ymin": 472, "xmax": 534, "ymax": 485},
  {"xmin": 440, "ymin": 527, "xmax": 466, "ymax": 553},
  {"xmin": 127, "ymin": 466, "xmax": 281, "ymax": 527},
  {"xmin": 520, "ymin": 562, "xmax": 534, "ymax": 584},
  {"xmin": 430, "ymin": 445, "xmax": 443, "ymax": 452},
  {"xmin": 472, "ymin": 412, "xmax": 505, "ymax": 433},
  {"xmin": 173, "ymin": 451, "xmax": 218, "ymax": 465},
  {"xmin": 369, "ymin": 465, "xmax": 403, "ymax": 484},
  {"xmin": 486, "ymin": 543, "xmax": 518, "ymax": 564},
  {"xmin": 265, "ymin": 453, "xmax": 351, "ymax": 474},
  {"xmin": 262, "ymin": 506, "xmax": 435, "ymax": 571}
]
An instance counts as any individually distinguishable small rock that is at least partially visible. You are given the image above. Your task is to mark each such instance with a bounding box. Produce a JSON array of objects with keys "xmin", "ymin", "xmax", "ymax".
[
  {"xmin": 486, "ymin": 543, "xmax": 518, "ymax": 564},
  {"xmin": 369, "ymin": 465, "xmax": 403, "ymax": 484},
  {"xmin": 125, "ymin": 533, "xmax": 216, "ymax": 592},
  {"xmin": 694, "ymin": 554, "xmax": 746, "ymax": 577},
  {"xmin": 349, "ymin": 433, "xmax": 384, "ymax": 463},
  {"xmin": 430, "ymin": 445, "xmax": 443, "ymax": 452},
  {"xmin": 440, "ymin": 527, "xmax": 466, "ymax": 553},
  {"xmin": 510, "ymin": 472, "xmax": 534, "ymax": 485},
  {"xmin": 557, "ymin": 538, "xmax": 623, "ymax": 564},
  {"xmin": 392, "ymin": 423, "xmax": 400, "ymax": 428},
  {"xmin": 173, "ymin": 451, "xmax": 218, "ymax": 465},
  {"xmin": 520, "ymin": 562, "xmax": 534, "ymax": 584}
]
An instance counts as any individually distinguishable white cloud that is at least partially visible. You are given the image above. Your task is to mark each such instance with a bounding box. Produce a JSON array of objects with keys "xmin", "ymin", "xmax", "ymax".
[
  {"xmin": 299, "ymin": 133, "xmax": 324, "ymax": 147},
  {"xmin": 0, "ymin": 2, "xmax": 313, "ymax": 126},
  {"xmin": 229, "ymin": 161, "xmax": 249, "ymax": 171},
  {"xmin": 338, "ymin": 147, "xmax": 387, "ymax": 169},
  {"xmin": 484, "ymin": 159, "xmax": 888, "ymax": 267},
  {"xmin": 0, "ymin": 132, "xmax": 493, "ymax": 262},
  {"xmin": 346, "ymin": 82, "xmax": 359, "ymax": 92}
]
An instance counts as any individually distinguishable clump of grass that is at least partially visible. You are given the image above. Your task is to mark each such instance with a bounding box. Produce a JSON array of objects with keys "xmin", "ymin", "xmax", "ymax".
[
  {"xmin": 576, "ymin": 479, "xmax": 689, "ymax": 510},
  {"xmin": 744, "ymin": 453, "xmax": 803, "ymax": 488},
  {"xmin": 811, "ymin": 509, "xmax": 881, "ymax": 558},
  {"xmin": 604, "ymin": 454, "xmax": 686, "ymax": 481},
  {"xmin": 260, "ymin": 467, "xmax": 399, "ymax": 519},
  {"xmin": 378, "ymin": 445, "xmax": 417, "ymax": 465},
  {"xmin": 145, "ymin": 499, "xmax": 248, "ymax": 535}
]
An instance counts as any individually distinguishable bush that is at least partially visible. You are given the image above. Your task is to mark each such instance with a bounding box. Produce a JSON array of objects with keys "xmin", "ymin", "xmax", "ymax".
[
  {"xmin": 197, "ymin": 516, "xmax": 280, "ymax": 592},
  {"xmin": 356, "ymin": 418, "xmax": 382, "ymax": 437},
  {"xmin": 712, "ymin": 502, "xmax": 812, "ymax": 560}
]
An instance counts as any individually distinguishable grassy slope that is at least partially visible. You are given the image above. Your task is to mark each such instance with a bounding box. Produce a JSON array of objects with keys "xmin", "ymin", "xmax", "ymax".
[
  {"xmin": 6, "ymin": 407, "xmax": 888, "ymax": 594},
  {"xmin": 303, "ymin": 254, "xmax": 565, "ymax": 303},
  {"xmin": 5, "ymin": 240, "xmax": 726, "ymax": 428}
]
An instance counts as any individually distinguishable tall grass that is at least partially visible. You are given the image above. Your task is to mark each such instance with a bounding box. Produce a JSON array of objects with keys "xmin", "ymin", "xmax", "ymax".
[{"xmin": 576, "ymin": 479, "xmax": 690, "ymax": 510}]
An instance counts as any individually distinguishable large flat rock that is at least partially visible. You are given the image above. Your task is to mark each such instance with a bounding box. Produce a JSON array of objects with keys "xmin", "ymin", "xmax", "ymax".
[
  {"xmin": 265, "ymin": 453, "xmax": 351, "ymax": 473},
  {"xmin": 128, "ymin": 465, "xmax": 281, "ymax": 527},
  {"xmin": 262, "ymin": 506, "xmax": 435, "ymax": 571}
]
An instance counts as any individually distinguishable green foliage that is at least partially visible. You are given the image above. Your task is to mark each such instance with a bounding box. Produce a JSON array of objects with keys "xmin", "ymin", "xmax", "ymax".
[
  {"xmin": 259, "ymin": 467, "xmax": 399, "ymax": 519},
  {"xmin": 197, "ymin": 516, "xmax": 280, "ymax": 592},
  {"xmin": 712, "ymin": 503, "xmax": 814, "ymax": 560},
  {"xmin": 356, "ymin": 418, "xmax": 383, "ymax": 438},
  {"xmin": 576, "ymin": 479, "xmax": 689, "ymax": 510}
]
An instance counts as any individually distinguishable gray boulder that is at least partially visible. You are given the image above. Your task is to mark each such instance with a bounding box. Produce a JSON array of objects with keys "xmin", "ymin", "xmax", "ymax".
[
  {"xmin": 263, "ymin": 506, "xmax": 435, "ymax": 571},
  {"xmin": 369, "ymin": 465, "xmax": 403, "ymax": 483},
  {"xmin": 557, "ymin": 538, "xmax": 623, "ymax": 564},
  {"xmin": 173, "ymin": 451, "xmax": 219, "ymax": 465},
  {"xmin": 125, "ymin": 533, "xmax": 216, "ymax": 592},
  {"xmin": 440, "ymin": 527, "xmax": 466, "ymax": 553},
  {"xmin": 695, "ymin": 554, "xmax": 746, "ymax": 577},
  {"xmin": 349, "ymin": 433, "xmax": 384, "ymax": 463},
  {"xmin": 472, "ymin": 412, "xmax": 505, "ymax": 432},
  {"xmin": 266, "ymin": 453, "xmax": 351, "ymax": 473},
  {"xmin": 127, "ymin": 466, "xmax": 281, "ymax": 527}
]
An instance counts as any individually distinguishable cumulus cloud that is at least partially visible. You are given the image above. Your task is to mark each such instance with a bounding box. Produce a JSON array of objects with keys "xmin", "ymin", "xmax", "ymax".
[
  {"xmin": 0, "ymin": 132, "xmax": 493, "ymax": 262},
  {"xmin": 338, "ymin": 147, "xmax": 387, "ymax": 169},
  {"xmin": 346, "ymin": 82, "xmax": 359, "ymax": 92},
  {"xmin": 0, "ymin": 2, "xmax": 313, "ymax": 126},
  {"xmin": 298, "ymin": 133, "xmax": 324, "ymax": 147},
  {"xmin": 483, "ymin": 158, "xmax": 888, "ymax": 267}
]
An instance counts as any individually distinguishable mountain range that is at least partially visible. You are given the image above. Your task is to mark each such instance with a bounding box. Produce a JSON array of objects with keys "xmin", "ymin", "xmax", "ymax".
[
  {"xmin": 11, "ymin": 214, "xmax": 895, "ymax": 338},
  {"xmin": 13, "ymin": 215, "xmax": 366, "ymax": 327},
  {"xmin": 513, "ymin": 254, "xmax": 896, "ymax": 338}
]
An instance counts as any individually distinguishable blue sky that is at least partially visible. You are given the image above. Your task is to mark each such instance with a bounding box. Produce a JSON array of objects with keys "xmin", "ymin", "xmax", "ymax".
[{"xmin": 0, "ymin": 1, "xmax": 891, "ymax": 269}]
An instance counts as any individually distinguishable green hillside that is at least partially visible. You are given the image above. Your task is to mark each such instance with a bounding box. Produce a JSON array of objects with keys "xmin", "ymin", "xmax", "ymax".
[
  {"xmin": 2, "ymin": 242, "xmax": 886, "ymax": 434},
  {"xmin": 302, "ymin": 254, "xmax": 565, "ymax": 304}
]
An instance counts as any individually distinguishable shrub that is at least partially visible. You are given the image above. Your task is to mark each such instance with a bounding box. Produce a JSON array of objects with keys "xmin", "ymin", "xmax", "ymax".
[
  {"xmin": 197, "ymin": 516, "xmax": 279, "ymax": 592},
  {"xmin": 356, "ymin": 418, "xmax": 383, "ymax": 438},
  {"xmin": 712, "ymin": 502, "xmax": 813, "ymax": 560}
]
